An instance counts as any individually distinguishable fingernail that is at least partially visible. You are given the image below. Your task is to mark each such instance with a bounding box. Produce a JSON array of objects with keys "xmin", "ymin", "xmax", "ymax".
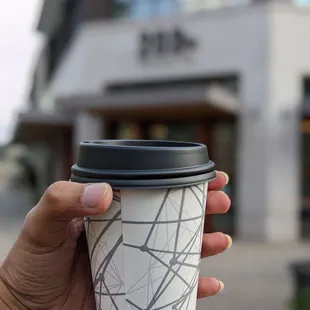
[
  {"xmin": 221, "ymin": 172, "xmax": 229, "ymax": 185},
  {"xmin": 81, "ymin": 183, "xmax": 108, "ymax": 208},
  {"xmin": 225, "ymin": 234, "xmax": 233, "ymax": 249},
  {"xmin": 218, "ymin": 281, "xmax": 225, "ymax": 293}
]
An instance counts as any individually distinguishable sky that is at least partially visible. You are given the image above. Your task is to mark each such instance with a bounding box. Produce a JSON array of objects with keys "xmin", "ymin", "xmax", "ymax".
[{"xmin": 0, "ymin": 0, "xmax": 43, "ymax": 144}]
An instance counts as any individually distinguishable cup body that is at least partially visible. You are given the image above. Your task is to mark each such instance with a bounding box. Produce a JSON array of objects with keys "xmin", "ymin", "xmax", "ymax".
[
  {"xmin": 85, "ymin": 183, "xmax": 208, "ymax": 310},
  {"xmin": 72, "ymin": 140, "xmax": 215, "ymax": 310}
]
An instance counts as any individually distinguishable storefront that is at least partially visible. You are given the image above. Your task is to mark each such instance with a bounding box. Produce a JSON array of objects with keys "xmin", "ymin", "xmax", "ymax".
[
  {"xmin": 33, "ymin": 2, "xmax": 310, "ymax": 242},
  {"xmin": 109, "ymin": 119, "xmax": 237, "ymax": 235}
]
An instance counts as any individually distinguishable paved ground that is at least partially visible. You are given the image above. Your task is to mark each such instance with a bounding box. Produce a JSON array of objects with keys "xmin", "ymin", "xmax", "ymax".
[
  {"xmin": 0, "ymin": 219, "xmax": 24, "ymax": 261},
  {"xmin": 198, "ymin": 242, "xmax": 309, "ymax": 310},
  {"xmin": 0, "ymin": 187, "xmax": 309, "ymax": 310},
  {"xmin": 1, "ymin": 221, "xmax": 308, "ymax": 310},
  {"xmin": 0, "ymin": 186, "xmax": 34, "ymax": 262}
]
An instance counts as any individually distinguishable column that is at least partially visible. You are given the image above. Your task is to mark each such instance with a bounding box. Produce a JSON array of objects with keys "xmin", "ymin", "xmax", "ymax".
[
  {"xmin": 237, "ymin": 74, "xmax": 300, "ymax": 242},
  {"xmin": 237, "ymin": 103, "xmax": 271, "ymax": 241},
  {"xmin": 73, "ymin": 112, "xmax": 103, "ymax": 160}
]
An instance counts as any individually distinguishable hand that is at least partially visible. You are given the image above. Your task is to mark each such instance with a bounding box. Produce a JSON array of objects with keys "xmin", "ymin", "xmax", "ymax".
[
  {"xmin": 198, "ymin": 171, "xmax": 232, "ymax": 298},
  {"xmin": 0, "ymin": 171, "xmax": 231, "ymax": 309}
]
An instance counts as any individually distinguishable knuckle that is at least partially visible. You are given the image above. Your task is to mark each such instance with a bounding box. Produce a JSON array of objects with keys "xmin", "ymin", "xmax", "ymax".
[
  {"xmin": 43, "ymin": 181, "xmax": 67, "ymax": 206},
  {"xmin": 22, "ymin": 206, "xmax": 43, "ymax": 243},
  {"xmin": 24, "ymin": 207, "xmax": 36, "ymax": 225}
]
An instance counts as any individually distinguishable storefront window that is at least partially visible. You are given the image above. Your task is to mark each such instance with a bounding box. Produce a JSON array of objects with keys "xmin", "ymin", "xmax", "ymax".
[
  {"xmin": 149, "ymin": 124, "xmax": 169, "ymax": 140},
  {"xmin": 212, "ymin": 120, "xmax": 236, "ymax": 235},
  {"xmin": 111, "ymin": 0, "xmax": 175, "ymax": 19},
  {"xmin": 113, "ymin": 120, "xmax": 236, "ymax": 235},
  {"xmin": 149, "ymin": 123, "xmax": 198, "ymax": 142},
  {"xmin": 301, "ymin": 132, "xmax": 310, "ymax": 238},
  {"xmin": 111, "ymin": 0, "xmax": 250, "ymax": 20},
  {"xmin": 212, "ymin": 121, "xmax": 236, "ymax": 176},
  {"xmin": 116, "ymin": 123, "xmax": 141, "ymax": 139},
  {"xmin": 303, "ymin": 77, "xmax": 310, "ymax": 101},
  {"xmin": 301, "ymin": 78, "xmax": 310, "ymax": 238}
]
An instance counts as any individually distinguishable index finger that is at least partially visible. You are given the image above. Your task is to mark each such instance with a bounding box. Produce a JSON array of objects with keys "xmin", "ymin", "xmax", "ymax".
[{"xmin": 208, "ymin": 171, "xmax": 229, "ymax": 191}]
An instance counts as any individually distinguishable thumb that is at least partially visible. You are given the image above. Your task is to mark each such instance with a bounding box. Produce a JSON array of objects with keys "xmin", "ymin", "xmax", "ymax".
[{"xmin": 21, "ymin": 181, "xmax": 113, "ymax": 248}]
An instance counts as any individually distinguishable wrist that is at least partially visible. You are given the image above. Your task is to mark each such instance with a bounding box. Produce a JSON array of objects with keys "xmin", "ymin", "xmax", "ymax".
[
  {"xmin": 0, "ymin": 278, "xmax": 15, "ymax": 309},
  {"xmin": 0, "ymin": 268, "xmax": 26, "ymax": 310}
]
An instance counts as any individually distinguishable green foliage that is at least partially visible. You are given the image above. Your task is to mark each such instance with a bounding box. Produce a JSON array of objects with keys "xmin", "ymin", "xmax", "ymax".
[{"xmin": 291, "ymin": 289, "xmax": 310, "ymax": 310}]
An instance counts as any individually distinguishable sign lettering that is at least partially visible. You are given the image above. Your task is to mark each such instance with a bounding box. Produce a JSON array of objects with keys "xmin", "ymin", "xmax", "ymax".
[{"xmin": 139, "ymin": 27, "xmax": 197, "ymax": 60}]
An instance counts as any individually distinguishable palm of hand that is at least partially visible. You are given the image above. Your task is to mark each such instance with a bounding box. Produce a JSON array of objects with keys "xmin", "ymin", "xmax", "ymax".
[
  {"xmin": 1, "ymin": 220, "xmax": 96, "ymax": 310},
  {"xmin": 55, "ymin": 234, "xmax": 96, "ymax": 310}
]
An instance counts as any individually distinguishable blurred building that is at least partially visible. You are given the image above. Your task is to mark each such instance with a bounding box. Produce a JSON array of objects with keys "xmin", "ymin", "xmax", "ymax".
[{"xmin": 12, "ymin": 0, "xmax": 310, "ymax": 242}]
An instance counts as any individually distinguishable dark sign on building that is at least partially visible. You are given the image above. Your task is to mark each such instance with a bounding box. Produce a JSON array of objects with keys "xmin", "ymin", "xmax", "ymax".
[{"xmin": 139, "ymin": 27, "xmax": 197, "ymax": 61}]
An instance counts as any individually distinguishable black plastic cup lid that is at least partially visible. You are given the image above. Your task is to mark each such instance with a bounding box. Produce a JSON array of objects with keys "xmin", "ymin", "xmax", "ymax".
[{"xmin": 71, "ymin": 140, "xmax": 216, "ymax": 189}]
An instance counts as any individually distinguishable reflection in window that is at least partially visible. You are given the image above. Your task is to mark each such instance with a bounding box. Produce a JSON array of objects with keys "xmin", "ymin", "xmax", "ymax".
[
  {"xmin": 301, "ymin": 132, "xmax": 310, "ymax": 195},
  {"xmin": 111, "ymin": 0, "xmax": 250, "ymax": 20},
  {"xmin": 295, "ymin": 0, "xmax": 310, "ymax": 6},
  {"xmin": 213, "ymin": 121, "xmax": 236, "ymax": 176},
  {"xmin": 116, "ymin": 123, "xmax": 140, "ymax": 139},
  {"xmin": 301, "ymin": 131, "xmax": 310, "ymax": 238},
  {"xmin": 179, "ymin": 0, "xmax": 249, "ymax": 12},
  {"xmin": 149, "ymin": 124, "xmax": 169, "ymax": 140},
  {"xmin": 149, "ymin": 123, "xmax": 198, "ymax": 142},
  {"xmin": 111, "ymin": 0, "xmax": 131, "ymax": 18},
  {"xmin": 303, "ymin": 77, "xmax": 310, "ymax": 101}
]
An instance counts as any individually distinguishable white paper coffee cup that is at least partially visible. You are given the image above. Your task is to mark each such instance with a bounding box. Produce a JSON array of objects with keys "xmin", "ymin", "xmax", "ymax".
[{"xmin": 72, "ymin": 140, "xmax": 215, "ymax": 310}]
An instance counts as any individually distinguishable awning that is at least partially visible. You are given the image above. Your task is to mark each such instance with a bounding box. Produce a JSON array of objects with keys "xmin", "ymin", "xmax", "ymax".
[
  {"xmin": 57, "ymin": 84, "xmax": 239, "ymax": 119},
  {"xmin": 12, "ymin": 111, "xmax": 74, "ymax": 144}
]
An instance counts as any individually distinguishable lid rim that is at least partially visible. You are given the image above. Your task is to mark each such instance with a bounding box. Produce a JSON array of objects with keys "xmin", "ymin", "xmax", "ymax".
[
  {"xmin": 71, "ymin": 161, "xmax": 215, "ymax": 180},
  {"xmin": 70, "ymin": 170, "xmax": 216, "ymax": 189},
  {"xmin": 81, "ymin": 140, "xmax": 206, "ymax": 151}
]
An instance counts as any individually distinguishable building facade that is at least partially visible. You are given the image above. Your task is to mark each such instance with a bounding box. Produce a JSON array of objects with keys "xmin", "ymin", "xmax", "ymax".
[{"xmin": 13, "ymin": 0, "xmax": 310, "ymax": 242}]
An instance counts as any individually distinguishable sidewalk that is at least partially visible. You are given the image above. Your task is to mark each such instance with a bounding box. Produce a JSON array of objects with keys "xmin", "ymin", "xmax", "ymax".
[
  {"xmin": 0, "ymin": 185, "xmax": 34, "ymax": 262},
  {"xmin": 199, "ymin": 241, "xmax": 310, "ymax": 310},
  {"xmin": 0, "ymin": 219, "xmax": 24, "ymax": 262},
  {"xmin": 0, "ymin": 217, "xmax": 309, "ymax": 310}
]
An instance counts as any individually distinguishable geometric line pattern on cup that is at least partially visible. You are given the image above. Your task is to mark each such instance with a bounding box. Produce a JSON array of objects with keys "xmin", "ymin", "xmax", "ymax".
[
  {"xmin": 122, "ymin": 184, "xmax": 206, "ymax": 310},
  {"xmin": 85, "ymin": 184, "xmax": 206, "ymax": 310},
  {"xmin": 85, "ymin": 192, "xmax": 125, "ymax": 310}
]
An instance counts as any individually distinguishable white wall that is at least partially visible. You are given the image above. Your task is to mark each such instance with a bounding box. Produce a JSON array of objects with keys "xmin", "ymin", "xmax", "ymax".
[
  {"xmin": 266, "ymin": 4, "xmax": 310, "ymax": 240},
  {"xmin": 270, "ymin": 5, "xmax": 310, "ymax": 106},
  {"xmin": 50, "ymin": 5, "xmax": 269, "ymax": 98},
  {"xmin": 238, "ymin": 3, "xmax": 310, "ymax": 242}
]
